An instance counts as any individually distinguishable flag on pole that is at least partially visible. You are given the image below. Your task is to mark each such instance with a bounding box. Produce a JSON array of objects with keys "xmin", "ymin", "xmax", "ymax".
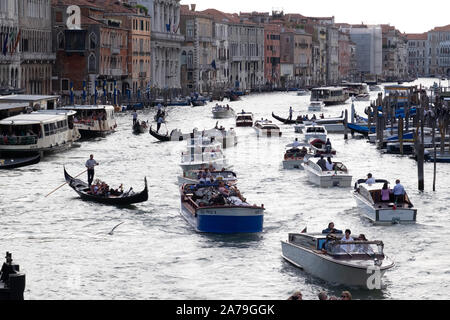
[
  {"xmin": 70, "ymin": 81, "xmax": 74, "ymax": 105},
  {"xmin": 113, "ymin": 80, "xmax": 117, "ymax": 105},
  {"xmin": 94, "ymin": 80, "xmax": 98, "ymax": 105},
  {"xmin": 82, "ymin": 81, "xmax": 86, "ymax": 102},
  {"xmin": 211, "ymin": 60, "xmax": 217, "ymax": 71},
  {"xmin": 11, "ymin": 30, "xmax": 21, "ymax": 55}
]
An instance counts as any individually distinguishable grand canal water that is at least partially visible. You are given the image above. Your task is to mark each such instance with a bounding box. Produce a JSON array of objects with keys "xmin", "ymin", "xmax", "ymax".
[{"xmin": 1, "ymin": 78, "xmax": 450, "ymax": 300}]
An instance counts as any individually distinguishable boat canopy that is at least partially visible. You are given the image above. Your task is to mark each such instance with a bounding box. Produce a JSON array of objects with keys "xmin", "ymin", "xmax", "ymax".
[{"xmin": 0, "ymin": 113, "xmax": 68, "ymax": 125}]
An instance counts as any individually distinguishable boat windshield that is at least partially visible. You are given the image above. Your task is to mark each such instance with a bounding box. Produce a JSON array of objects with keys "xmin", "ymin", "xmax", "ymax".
[{"xmin": 323, "ymin": 240, "xmax": 384, "ymax": 257}]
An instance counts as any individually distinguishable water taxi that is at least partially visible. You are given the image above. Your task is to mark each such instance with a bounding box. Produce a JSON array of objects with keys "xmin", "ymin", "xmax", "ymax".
[
  {"xmin": 352, "ymin": 179, "xmax": 417, "ymax": 224},
  {"xmin": 236, "ymin": 111, "xmax": 254, "ymax": 127},
  {"xmin": 180, "ymin": 183, "xmax": 265, "ymax": 233},
  {"xmin": 60, "ymin": 105, "xmax": 117, "ymax": 137},
  {"xmin": 0, "ymin": 110, "xmax": 80, "ymax": 155},
  {"xmin": 282, "ymin": 144, "xmax": 309, "ymax": 170},
  {"xmin": 303, "ymin": 125, "xmax": 327, "ymax": 143},
  {"xmin": 212, "ymin": 105, "xmax": 236, "ymax": 119},
  {"xmin": 281, "ymin": 232, "xmax": 395, "ymax": 288},
  {"xmin": 177, "ymin": 169, "xmax": 237, "ymax": 186},
  {"xmin": 254, "ymin": 120, "xmax": 282, "ymax": 137},
  {"xmin": 303, "ymin": 159, "xmax": 352, "ymax": 188}
]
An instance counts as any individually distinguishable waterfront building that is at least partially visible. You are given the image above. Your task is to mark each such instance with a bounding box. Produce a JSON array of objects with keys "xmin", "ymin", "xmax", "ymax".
[
  {"xmin": 406, "ymin": 33, "xmax": 428, "ymax": 77},
  {"xmin": 280, "ymin": 28, "xmax": 312, "ymax": 87},
  {"xmin": 339, "ymin": 24, "xmax": 382, "ymax": 79},
  {"xmin": 179, "ymin": 5, "xmax": 216, "ymax": 93},
  {"xmin": 1, "ymin": 1, "xmax": 55, "ymax": 95},
  {"xmin": 264, "ymin": 23, "xmax": 281, "ymax": 88},
  {"xmin": 104, "ymin": 3, "xmax": 152, "ymax": 95},
  {"xmin": 52, "ymin": 0, "xmax": 130, "ymax": 99},
  {"xmin": 427, "ymin": 25, "xmax": 450, "ymax": 77},
  {"xmin": 326, "ymin": 25, "xmax": 339, "ymax": 85},
  {"xmin": 19, "ymin": 0, "xmax": 55, "ymax": 95},
  {"xmin": 381, "ymin": 24, "xmax": 408, "ymax": 81},
  {"xmin": 0, "ymin": 1, "xmax": 20, "ymax": 92},
  {"xmin": 133, "ymin": 0, "xmax": 184, "ymax": 89}
]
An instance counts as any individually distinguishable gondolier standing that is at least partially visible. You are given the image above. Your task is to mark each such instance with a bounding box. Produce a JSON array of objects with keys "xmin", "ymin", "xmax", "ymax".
[
  {"xmin": 132, "ymin": 110, "xmax": 138, "ymax": 125},
  {"xmin": 85, "ymin": 154, "xmax": 99, "ymax": 186},
  {"xmin": 289, "ymin": 106, "xmax": 293, "ymax": 120},
  {"xmin": 156, "ymin": 116, "xmax": 164, "ymax": 133}
]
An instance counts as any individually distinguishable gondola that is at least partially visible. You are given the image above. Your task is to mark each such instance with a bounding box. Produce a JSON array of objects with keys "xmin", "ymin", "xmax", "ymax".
[
  {"xmin": 0, "ymin": 154, "xmax": 40, "ymax": 170},
  {"xmin": 271, "ymin": 112, "xmax": 303, "ymax": 125},
  {"xmin": 133, "ymin": 121, "xmax": 147, "ymax": 135},
  {"xmin": 64, "ymin": 168, "xmax": 148, "ymax": 205},
  {"xmin": 149, "ymin": 126, "xmax": 177, "ymax": 142}
]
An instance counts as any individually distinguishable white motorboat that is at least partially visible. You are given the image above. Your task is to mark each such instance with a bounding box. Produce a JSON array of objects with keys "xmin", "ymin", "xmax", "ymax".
[
  {"xmin": 303, "ymin": 125, "xmax": 327, "ymax": 143},
  {"xmin": 212, "ymin": 105, "xmax": 236, "ymax": 119},
  {"xmin": 0, "ymin": 110, "xmax": 81, "ymax": 154},
  {"xmin": 308, "ymin": 101, "xmax": 325, "ymax": 112},
  {"xmin": 179, "ymin": 137, "xmax": 229, "ymax": 173},
  {"xmin": 303, "ymin": 159, "xmax": 352, "ymax": 187},
  {"xmin": 177, "ymin": 169, "xmax": 237, "ymax": 186},
  {"xmin": 295, "ymin": 112, "xmax": 345, "ymax": 133},
  {"xmin": 236, "ymin": 112, "xmax": 253, "ymax": 127},
  {"xmin": 352, "ymin": 179, "xmax": 417, "ymax": 224},
  {"xmin": 253, "ymin": 120, "xmax": 282, "ymax": 137},
  {"xmin": 282, "ymin": 143, "xmax": 310, "ymax": 170},
  {"xmin": 60, "ymin": 105, "xmax": 117, "ymax": 137},
  {"xmin": 281, "ymin": 232, "xmax": 395, "ymax": 288}
]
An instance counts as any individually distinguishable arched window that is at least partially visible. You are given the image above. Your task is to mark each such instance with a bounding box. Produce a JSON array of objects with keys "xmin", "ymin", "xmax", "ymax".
[
  {"xmin": 187, "ymin": 51, "xmax": 193, "ymax": 68},
  {"xmin": 57, "ymin": 31, "xmax": 65, "ymax": 50},
  {"xmin": 88, "ymin": 53, "xmax": 96, "ymax": 73},
  {"xmin": 181, "ymin": 50, "xmax": 186, "ymax": 65},
  {"xmin": 89, "ymin": 33, "xmax": 97, "ymax": 50}
]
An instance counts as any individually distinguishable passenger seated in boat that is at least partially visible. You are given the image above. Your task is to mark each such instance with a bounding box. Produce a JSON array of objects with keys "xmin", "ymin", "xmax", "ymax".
[
  {"xmin": 339, "ymin": 230, "xmax": 355, "ymax": 253},
  {"xmin": 292, "ymin": 138, "xmax": 301, "ymax": 148},
  {"xmin": 366, "ymin": 173, "xmax": 375, "ymax": 185},
  {"xmin": 320, "ymin": 113, "xmax": 325, "ymax": 119},
  {"xmin": 316, "ymin": 156, "xmax": 327, "ymax": 171},
  {"xmin": 381, "ymin": 183, "xmax": 392, "ymax": 202},
  {"xmin": 322, "ymin": 222, "xmax": 343, "ymax": 234},
  {"xmin": 325, "ymin": 157, "xmax": 334, "ymax": 171},
  {"xmin": 356, "ymin": 234, "xmax": 374, "ymax": 254},
  {"xmin": 218, "ymin": 181, "xmax": 230, "ymax": 197}
]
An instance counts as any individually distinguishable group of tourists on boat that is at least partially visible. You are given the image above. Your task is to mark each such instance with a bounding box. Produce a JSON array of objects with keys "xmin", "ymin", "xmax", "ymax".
[
  {"xmin": 1, "ymin": 129, "xmax": 40, "ymax": 145},
  {"xmin": 364, "ymin": 173, "xmax": 407, "ymax": 204},
  {"xmin": 320, "ymin": 222, "xmax": 374, "ymax": 255},
  {"xmin": 74, "ymin": 111, "xmax": 106, "ymax": 125},
  {"xmin": 288, "ymin": 289, "xmax": 352, "ymax": 300},
  {"xmin": 186, "ymin": 172, "xmax": 248, "ymax": 207},
  {"xmin": 88, "ymin": 179, "xmax": 125, "ymax": 197}
]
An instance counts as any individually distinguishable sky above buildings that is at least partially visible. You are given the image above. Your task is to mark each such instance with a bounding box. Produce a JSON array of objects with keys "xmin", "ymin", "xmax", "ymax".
[{"xmin": 181, "ymin": 0, "xmax": 448, "ymax": 34}]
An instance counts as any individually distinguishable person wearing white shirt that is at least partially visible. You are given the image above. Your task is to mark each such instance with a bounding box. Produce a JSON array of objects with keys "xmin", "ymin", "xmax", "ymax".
[
  {"xmin": 325, "ymin": 157, "xmax": 334, "ymax": 171},
  {"xmin": 292, "ymin": 138, "xmax": 301, "ymax": 148},
  {"xmin": 366, "ymin": 173, "xmax": 375, "ymax": 185},
  {"xmin": 85, "ymin": 154, "xmax": 99, "ymax": 186},
  {"xmin": 340, "ymin": 229, "xmax": 355, "ymax": 253}
]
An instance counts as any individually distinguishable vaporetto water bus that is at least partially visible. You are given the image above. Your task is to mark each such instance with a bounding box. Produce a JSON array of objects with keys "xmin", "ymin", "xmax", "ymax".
[
  {"xmin": 0, "ymin": 110, "xmax": 80, "ymax": 155},
  {"xmin": 311, "ymin": 87, "xmax": 349, "ymax": 106},
  {"xmin": 60, "ymin": 105, "xmax": 117, "ymax": 137}
]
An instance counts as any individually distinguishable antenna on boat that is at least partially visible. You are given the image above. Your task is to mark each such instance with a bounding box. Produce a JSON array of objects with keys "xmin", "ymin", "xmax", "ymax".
[{"xmin": 108, "ymin": 222, "xmax": 124, "ymax": 235}]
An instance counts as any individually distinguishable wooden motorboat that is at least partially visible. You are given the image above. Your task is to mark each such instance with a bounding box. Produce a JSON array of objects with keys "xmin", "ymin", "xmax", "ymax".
[
  {"xmin": 254, "ymin": 120, "xmax": 282, "ymax": 137},
  {"xmin": 64, "ymin": 168, "xmax": 148, "ymax": 206},
  {"xmin": 303, "ymin": 159, "xmax": 352, "ymax": 188},
  {"xmin": 309, "ymin": 138, "xmax": 336, "ymax": 156},
  {"xmin": 0, "ymin": 154, "xmax": 40, "ymax": 169},
  {"xmin": 282, "ymin": 145, "xmax": 309, "ymax": 170},
  {"xmin": 281, "ymin": 232, "xmax": 394, "ymax": 288},
  {"xmin": 236, "ymin": 112, "xmax": 254, "ymax": 127},
  {"xmin": 352, "ymin": 179, "xmax": 417, "ymax": 224},
  {"xmin": 212, "ymin": 105, "xmax": 236, "ymax": 119},
  {"xmin": 303, "ymin": 125, "xmax": 327, "ymax": 143}
]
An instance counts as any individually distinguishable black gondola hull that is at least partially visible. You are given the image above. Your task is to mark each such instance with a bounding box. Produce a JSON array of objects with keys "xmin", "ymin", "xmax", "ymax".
[
  {"xmin": 272, "ymin": 112, "xmax": 302, "ymax": 124},
  {"xmin": 64, "ymin": 168, "xmax": 148, "ymax": 205},
  {"xmin": 0, "ymin": 154, "xmax": 40, "ymax": 170}
]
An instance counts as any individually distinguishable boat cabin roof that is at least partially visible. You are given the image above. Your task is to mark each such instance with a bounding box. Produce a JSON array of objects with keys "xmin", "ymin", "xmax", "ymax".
[
  {"xmin": 357, "ymin": 181, "xmax": 390, "ymax": 191},
  {"xmin": 0, "ymin": 103, "xmax": 29, "ymax": 111},
  {"xmin": 0, "ymin": 94, "xmax": 59, "ymax": 102},
  {"xmin": 0, "ymin": 112, "xmax": 68, "ymax": 125},
  {"xmin": 60, "ymin": 105, "xmax": 115, "ymax": 111},
  {"xmin": 305, "ymin": 126, "xmax": 326, "ymax": 133},
  {"xmin": 312, "ymin": 87, "xmax": 346, "ymax": 91}
]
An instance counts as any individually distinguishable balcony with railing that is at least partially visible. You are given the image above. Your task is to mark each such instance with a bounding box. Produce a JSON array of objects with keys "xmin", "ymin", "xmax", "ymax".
[
  {"xmin": 111, "ymin": 47, "xmax": 120, "ymax": 55},
  {"xmin": 152, "ymin": 31, "xmax": 185, "ymax": 43},
  {"xmin": 139, "ymin": 72, "xmax": 147, "ymax": 78}
]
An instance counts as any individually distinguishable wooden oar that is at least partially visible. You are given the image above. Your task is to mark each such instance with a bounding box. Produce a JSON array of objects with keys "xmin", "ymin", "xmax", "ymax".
[{"xmin": 45, "ymin": 169, "xmax": 87, "ymax": 198}]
